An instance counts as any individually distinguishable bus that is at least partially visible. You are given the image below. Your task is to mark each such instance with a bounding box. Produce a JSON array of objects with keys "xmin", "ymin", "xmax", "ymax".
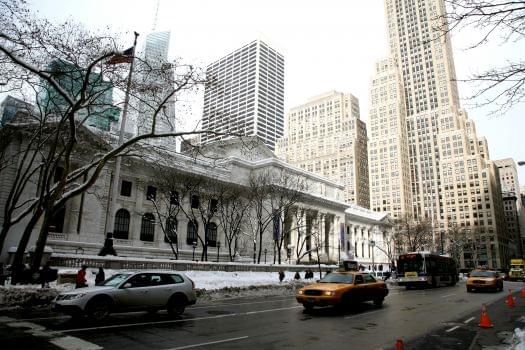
[{"xmin": 396, "ymin": 252, "xmax": 458, "ymax": 289}]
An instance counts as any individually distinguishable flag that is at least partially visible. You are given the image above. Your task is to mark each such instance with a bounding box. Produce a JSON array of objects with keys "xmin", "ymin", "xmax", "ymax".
[
  {"xmin": 107, "ymin": 47, "xmax": 134, "ymax": 65},
  {"xmin": 273, "ymin": 212, "xmax": 280, "ymax": 241}
]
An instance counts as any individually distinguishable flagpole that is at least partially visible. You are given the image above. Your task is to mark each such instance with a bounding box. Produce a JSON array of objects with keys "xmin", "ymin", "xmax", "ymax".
[{"xmin": 105, "ymin": 32, "xmax": 139, "ymax": 241}]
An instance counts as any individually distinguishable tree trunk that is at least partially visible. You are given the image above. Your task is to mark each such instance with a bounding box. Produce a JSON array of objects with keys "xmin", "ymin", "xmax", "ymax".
[{"xmin": 11, "ymin": 209, "xmax": 43, "ymax": 284}]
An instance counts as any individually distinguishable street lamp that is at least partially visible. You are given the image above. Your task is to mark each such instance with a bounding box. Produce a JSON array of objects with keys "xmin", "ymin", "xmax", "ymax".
[
  {"xmin": 253, "ymin": 239, "xmax": 257, "ymax": 264},
  {"xmin": 216, "ymin": 241, "xmax": 221, "ymax": 262},
  {"xmin": 264, "ymin": 248, "xmax": 268, "ymax": 264},
  {"xmin": 192, "ymin": 240, "xmax": 198, "ymax": 261},
  {"xmin": 370, "ymin": 240, "xmax": 375, "ymax": 274}
]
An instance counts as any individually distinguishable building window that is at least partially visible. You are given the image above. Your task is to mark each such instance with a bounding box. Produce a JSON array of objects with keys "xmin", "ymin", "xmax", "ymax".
[
  {"xmin": 206, "ymin": 222, "xmax": 218, "ymax": 247},
  {"xmin": 121, "ymin": 180, "xmax": 132, "ymax": 197},
  {"xmin": 191, "ymin": 195, "xmax": 200, "ymax": 209},
  {"xmin": 114, "ymin": 209, "xmax": 130, "ymax": 239},
  {"xmin": 164, "ymin": 216, "xmax": 178, "ymax": 244},
  {"xmin": 187, "ymin": 220, "xmax": 198, "ymax": 244},
  {"xmin": 209, "ymin": 199, "xmax": 218, "ymax": 213},
  {"xmin": 140, "ymin": 213, "xmax": 155, "ymax": 242},
  {"xmin": 146, "ymin": 186, "xmax": 157, "ymax": 201}
]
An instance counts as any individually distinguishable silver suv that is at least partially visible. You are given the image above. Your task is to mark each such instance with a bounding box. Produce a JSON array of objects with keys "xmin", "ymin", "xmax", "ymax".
[{"xmin": 53, "ymin": 271, "xmax": 196, "ymax": 320}]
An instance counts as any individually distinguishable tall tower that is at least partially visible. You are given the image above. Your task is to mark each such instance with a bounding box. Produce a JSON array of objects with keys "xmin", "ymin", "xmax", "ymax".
[
  {"xmin": 369, "ymin": 0, "xmax": 507, "ymax": 268},
  {"xmin": 136, "ymin": 31, "xmax": 175, "ymax": 139},
  {"xmin": 276, "ymin": 91, "xmax": 369, "ymax": 207},
  {"xmin": 201, "ymin": 39, "xmax": 285, "ymax": 151}
]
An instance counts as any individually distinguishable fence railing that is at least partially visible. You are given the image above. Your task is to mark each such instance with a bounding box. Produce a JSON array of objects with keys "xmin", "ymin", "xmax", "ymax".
[{"xmin": 49, "ymin": 254, "xmax": 337, "ymax": 273}]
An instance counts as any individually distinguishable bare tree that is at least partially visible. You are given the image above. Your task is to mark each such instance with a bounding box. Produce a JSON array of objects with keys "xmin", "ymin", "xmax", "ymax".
[
  {"xmin": 392, "ymin": 215, "xmax": 434, "ymax": 254},
  {"xmin": 441, "ymin": 0, "xmax": 525, "ymax": 114},
  {"xmin": 0, "ymin": 0, "xmax": 232, "ymax": 276},
  {"xmin": 215, "ymin": 184, "xmax": 251, "ymax": 262},
  {"xmin": 247, "ymin": 169, "xmax": 307, "ymax": 264}
]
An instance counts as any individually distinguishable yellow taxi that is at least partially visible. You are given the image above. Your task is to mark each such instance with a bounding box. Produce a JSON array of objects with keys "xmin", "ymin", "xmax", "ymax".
[
  {"xmin": 296, "ymin": 271, "xmax": 389, "ymax": 311},
  {"xmin": 466, "ymin": 269, "xmax": 503, "ymax": 292}
]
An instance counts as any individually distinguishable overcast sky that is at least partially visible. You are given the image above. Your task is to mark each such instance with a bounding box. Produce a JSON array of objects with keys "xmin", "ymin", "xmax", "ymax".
[{"xmin": 26, "ymin": 0, "xmax": 525, "ymax": 184}]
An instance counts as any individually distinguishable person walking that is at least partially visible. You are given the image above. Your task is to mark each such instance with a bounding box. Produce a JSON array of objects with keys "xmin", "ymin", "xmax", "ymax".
[
  {"xmin": 95, "ymin": 267, "xmax": 105, "ymax": 285},
  {"xmin": 76, "ymin": 265, "xmax": 88, "ymax": 289},
  {"xmin": 294, "ymin": 271, "xmax": 301, "ymax": 280},
  {"xmin": 39, "ymin": 261, "xmax": 52, "ymax": 288},
  {"xmin": 278, "ymin": 269, "xmax": 285, "ymax": 283}
]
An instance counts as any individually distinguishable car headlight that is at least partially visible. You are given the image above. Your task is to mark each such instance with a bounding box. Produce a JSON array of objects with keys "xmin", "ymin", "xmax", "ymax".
[
  {"xmin": 61, "ymin": 293, "xmax": 87, "ymax": 300},
  {"xmin": 323, "ymin": 291, "xmax": 335, "ymax": 296},
  {"xmin": 298, "ymin": 290, "xmax": 304, "ymax": 295}
]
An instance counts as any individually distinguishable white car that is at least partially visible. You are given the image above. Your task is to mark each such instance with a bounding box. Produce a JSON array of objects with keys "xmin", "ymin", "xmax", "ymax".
[{"xmin": 53, "ymin": 270, "xmax": 196, "ymax": 320}]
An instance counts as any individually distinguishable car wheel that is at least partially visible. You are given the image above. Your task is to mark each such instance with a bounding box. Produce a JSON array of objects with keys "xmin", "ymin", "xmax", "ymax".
[
  {"xmin": 342, "ymin": 293, "xmax": 353, "ymax": 308},
  {"xmin": 431, "ymin": 276, "xmax": 437, "ymax": 288},
  {"xmin": 85, "ymin": 296, "xmax": 111, "ymax": 321},
  {"xmin": 167, "ymin": 294, "xmax": 187, "ymax": 316},
  {"xmin": 373, "ymin": 298, "xmax": 384, "ymax": 307}
]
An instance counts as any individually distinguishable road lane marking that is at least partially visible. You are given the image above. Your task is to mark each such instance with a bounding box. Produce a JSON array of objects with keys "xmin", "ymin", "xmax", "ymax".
[
  {"xmin": 463, "ymin": 317, "xmax": 475, "ymax": 324},
  {"xmin": 190, "ymin": 298, "xmax": 292, "ymax": 310},
  {"xmin": 60, "ymin": 306, "xmax": 302, "ymax": 333},
  {"xmin": 344, "ymin": 309, "xmax": 384, "ymax": 319},
  {"xmin": 166, "ymin": 336, "xmax": 249, "ymax": 350},
  {"xmin": 446, "ymin": 326, "xmax": 460, "ymax": 333},
  {"xmin": 440, "ymin": 293, "xmax": 457, "ymax": 298},
  {"xmin": 50, "ymin": 336, "xmax": 103, "ymax": 350},
  {"xmin": 6, "ymin": 320, "xmax": 102, "ymax": 350},
  {"xmin": 245, "ymin": 306, "xmax": 301, "ymax": 315}
]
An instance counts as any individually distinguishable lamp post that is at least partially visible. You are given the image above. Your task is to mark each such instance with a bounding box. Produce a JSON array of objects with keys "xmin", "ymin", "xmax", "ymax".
[
  {"xmin": 216, "ymin": 241, "xmax": 221, "ymax": 262},
  {"xmin": 370, "ymin": 240, "xmax": 375, "ymax": 274},
  {"xmin": 253, "ymin": 239, "xmax": 257, "ymax": 264},
  {"xmin": 264, "ymin": 248, "xmax": 268, "ymax": 264},
  {"xmin": 192, "ymin": 240, "xmax": 198, "ymax": 261}
]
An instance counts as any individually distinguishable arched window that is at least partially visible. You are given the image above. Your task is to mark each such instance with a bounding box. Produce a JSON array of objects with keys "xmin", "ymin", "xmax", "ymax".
[
  {"xmin": 206, "ymin": 222, "xmax": 218, "ymax": 247},
  {"xmin": 186, "ymin": 220, "xmax": 198, "ymax": 245},
  {"xmin": 140, "ymin": 213, "xmax": 155, "ymax": 242},
  {"xmin": 114, "ymin": 209, "xmax": 130, "ymax": 239},
  {"xmin": 164, "ymin": 216, "xmax": 178, "ymax": 244}
]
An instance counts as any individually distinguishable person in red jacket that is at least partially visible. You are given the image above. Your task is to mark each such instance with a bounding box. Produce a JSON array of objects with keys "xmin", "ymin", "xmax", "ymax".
[{"xmin": 76, "ymin": 265, "xmax": 88, "ymax": 288}]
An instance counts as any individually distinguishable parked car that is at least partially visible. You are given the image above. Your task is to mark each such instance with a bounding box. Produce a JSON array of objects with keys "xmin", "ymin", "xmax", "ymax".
[
  {"xmin": 296, "ymin": 271, "xmax": 388, "ymax": 311},
  {"xmin": 466, "ymin": 269, "xmax": 503, "ymax": 293},
  {"xmin": 53, "ymin": 271, "xmax": 196, "ymax": 320}
]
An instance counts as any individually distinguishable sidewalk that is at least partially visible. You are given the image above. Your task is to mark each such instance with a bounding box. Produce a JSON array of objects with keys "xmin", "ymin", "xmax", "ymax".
[{"xmin": 403, "ymin": 290, "xmax": 525, "ymax": 350}]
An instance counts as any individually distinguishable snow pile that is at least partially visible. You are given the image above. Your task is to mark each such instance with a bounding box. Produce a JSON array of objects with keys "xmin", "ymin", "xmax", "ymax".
[
  {"xmin": 0, "ymin": 268, "xmax": 314, "ymax": 309},
  {"xmin": 511, "ymin": 328, "xmax": 525, "ymax": 350}
]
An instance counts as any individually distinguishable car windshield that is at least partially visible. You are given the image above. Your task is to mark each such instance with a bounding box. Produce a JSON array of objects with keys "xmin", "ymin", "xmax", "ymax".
[
  {"xmin": 99, "ymin": 273, "xmax": 132, "ymax": 287},
  {"xmin": 319, "ymin": 273, "xmax": 354, "ymax": 284},
  {"xmin": 470, "ymin": 271, "xmax": 496, "ymax": 278}
]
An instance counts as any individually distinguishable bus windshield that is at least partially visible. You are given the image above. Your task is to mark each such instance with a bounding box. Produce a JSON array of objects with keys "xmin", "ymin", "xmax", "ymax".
[{"xmin": 398, "ymin": 257, "xmax": 425, "ymax": 274}]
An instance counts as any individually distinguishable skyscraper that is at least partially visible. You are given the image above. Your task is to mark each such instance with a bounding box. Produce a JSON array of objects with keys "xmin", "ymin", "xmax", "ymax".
[
  {"xmin": 201, "ymin": 39, "xmax": 285, "ymax": 151},
  {"xmin": 276, "ymin": 91, "xmax": 369, "ymax": 207},
  {"xmin": 369, "ymin": 0, "xmax": 507, "ymax": 268},
  {"xmin": 136, "ymin": 31, "xmax": 176, "ymax": 138}
]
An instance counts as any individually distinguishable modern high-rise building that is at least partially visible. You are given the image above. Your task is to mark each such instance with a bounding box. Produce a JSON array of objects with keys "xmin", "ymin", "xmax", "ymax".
[
  {"xmin": 40, "ymin": 60, "xmax": 120, "ymax": 131},
  {"xmin": 369, "ymin": 0, "xmax": 507, "ymax": 268},
  {"xmin": 135, "ymin": 31, "xmax": 176, "ymax": 138},
  {"xmin": 276, "ymin": 91, "xmax": 369, "ymax": 207},
  {"xmin": 201, "ymin": 40, "xmax": 285, "ymax": 151}
]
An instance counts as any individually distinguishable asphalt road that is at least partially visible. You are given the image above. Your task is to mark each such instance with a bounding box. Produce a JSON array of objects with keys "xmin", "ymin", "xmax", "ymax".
[{"xmin": 1, "ymin": 281, "xmax": 523, "ymax": 350}]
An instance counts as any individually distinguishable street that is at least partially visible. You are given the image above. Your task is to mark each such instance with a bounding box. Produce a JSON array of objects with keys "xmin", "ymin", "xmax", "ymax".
[{"xmin": 1, "ymin": 281, "xmax": 524, "ymax": 349}]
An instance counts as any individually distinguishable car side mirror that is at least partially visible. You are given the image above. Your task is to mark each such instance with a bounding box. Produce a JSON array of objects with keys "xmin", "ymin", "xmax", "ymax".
[{"xmin": 122, "ymin": 283, "xmax": 132, "ymax": 289}]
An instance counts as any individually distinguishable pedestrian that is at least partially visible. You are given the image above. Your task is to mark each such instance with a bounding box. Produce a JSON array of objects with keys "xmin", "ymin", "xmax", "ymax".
[
  {"xmin": 76, "ymin": 265, "xmax": 88, "ymax": 289},
  {"xmin": 95, "ymin": 267, "xmax": 105, "ymax": 285},
  {"xmin": 294, "ymin": 271, "xmax": 301, "ymax": 280},
  {"xmin": 39, "ymin": 261, "xmax": 52, "ymax": 288},
  {"xmin": 278, "ymin": 269, "xmax": 285, "ymax": 283}
]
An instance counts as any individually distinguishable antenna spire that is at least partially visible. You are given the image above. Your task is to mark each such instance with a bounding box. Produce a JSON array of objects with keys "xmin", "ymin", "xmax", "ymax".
[{"xmin": 152, "ymin": 0, "xmax": 160, "ymax": 31}]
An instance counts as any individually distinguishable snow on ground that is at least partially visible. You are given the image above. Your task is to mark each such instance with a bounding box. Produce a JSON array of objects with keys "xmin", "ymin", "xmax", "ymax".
[{"xmin": 54, "ymin": 268, "xmax": 306, "ymax": 291}]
